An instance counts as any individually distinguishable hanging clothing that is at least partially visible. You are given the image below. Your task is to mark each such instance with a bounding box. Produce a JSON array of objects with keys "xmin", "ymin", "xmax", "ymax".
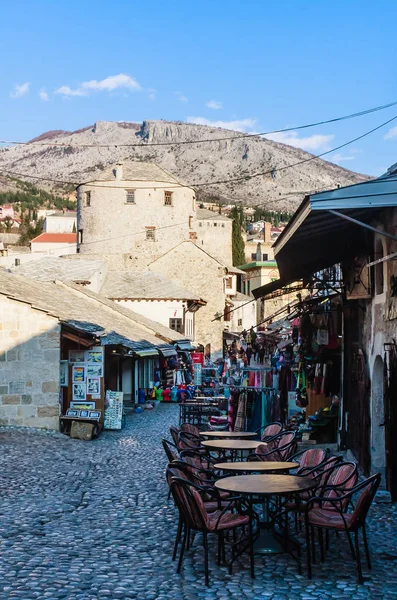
[{"xmin": 234, "ymin": 391, "xmax": 247, "ymax": 432}]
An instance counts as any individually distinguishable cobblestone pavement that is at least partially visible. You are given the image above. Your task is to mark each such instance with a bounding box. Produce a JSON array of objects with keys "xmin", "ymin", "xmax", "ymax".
[{"xmin": 1, "ymin": 404, "xmax": 397, "ymax": 600}]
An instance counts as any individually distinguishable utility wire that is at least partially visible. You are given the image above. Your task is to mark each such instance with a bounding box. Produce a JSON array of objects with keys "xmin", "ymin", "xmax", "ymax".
[
  {"xmin": 1, "ymin": 112, "xmax": 395, "ymax": 192},
  {"xmin": 0, "ymin": 99, "xmax": 396, "ymax": 148}
]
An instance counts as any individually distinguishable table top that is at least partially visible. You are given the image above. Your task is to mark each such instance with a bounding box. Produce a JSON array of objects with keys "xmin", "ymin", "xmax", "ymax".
[
  {"xmin": 214, "ymin": 461, "xmax": 299, "ymax": 472},
  {"xmin": 202, "ymin": 439, "xmax": 261, "ymax": 451},
  {"xmin": 201, "ymin": 431, "xmax": 257, "ymax": 439},
  {"xmin": 215, "ymin": 474, "xmax": 316, "ymax": 496}
]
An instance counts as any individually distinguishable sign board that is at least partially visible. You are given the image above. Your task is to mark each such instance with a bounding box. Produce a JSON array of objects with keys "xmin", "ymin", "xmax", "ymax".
[
  {"xmin": 344, "ymin": 257, "xmax": 371, "ymax": 300},
  {"xmin": 104, "ymin": 391, "xmax": 124, "ymax": 430}
]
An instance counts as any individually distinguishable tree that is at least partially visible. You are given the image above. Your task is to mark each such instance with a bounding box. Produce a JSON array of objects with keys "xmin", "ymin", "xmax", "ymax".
[
  {"xmin": 230, "ymin": 206, "xmax": 246, "ymax": 266},
  {"xmin": 72, "ymin": 221, "xmax": 77, "ymax": 233},
  {"xmin": 3, "ymin": 217, "xmax": 13, "ymax": 233}
]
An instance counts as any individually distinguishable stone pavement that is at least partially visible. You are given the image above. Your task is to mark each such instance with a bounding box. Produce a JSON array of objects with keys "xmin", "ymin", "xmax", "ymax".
[{"xmin": 1, "ymin": 404, "xmax": 397, "ymax": 600}]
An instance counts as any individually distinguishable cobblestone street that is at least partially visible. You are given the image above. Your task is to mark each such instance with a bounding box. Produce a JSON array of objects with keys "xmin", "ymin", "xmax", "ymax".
[{"xmin": 1, "ymin": 405, "xmax": 397, "ymax": 600}]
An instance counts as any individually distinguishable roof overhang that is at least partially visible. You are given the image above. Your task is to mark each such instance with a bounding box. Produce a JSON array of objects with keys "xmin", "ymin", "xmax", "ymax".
[{"xmin": 272, "ymin": 174, "xmax": 397, "ymax": 283}]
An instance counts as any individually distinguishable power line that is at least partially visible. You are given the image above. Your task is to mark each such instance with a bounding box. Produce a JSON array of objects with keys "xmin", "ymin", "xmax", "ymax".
[
  {"xmin": 1, "ymin": 99, "xmax": 397, "ymax": 148},
  {"xmin": 1, "ymin": 112, "xmax": 394, "ymax": 193}
]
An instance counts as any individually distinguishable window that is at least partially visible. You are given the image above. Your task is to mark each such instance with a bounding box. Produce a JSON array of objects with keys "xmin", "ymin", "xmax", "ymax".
[
  {"xmin": 164, "ymin": 191, "xmax": 173, "ymax": 206},
  {"xmin": 84, "ymin": 191, "xmax": 91, "ymax": 207},
  {"xmin": 146, "ymin": 227, "xmax": 156, "ymax": 241},
  {"xmin": 224, "ymin": 305, "xmax": 231, "ymax": 322},
  {"xmin": 238, "ymin": 319, "xmax": 243, "ymax": 326},
  {"xmin": 192, "ymin": 196, "xmax": 196, "ymax": 211},
  {"xmin": 189, "ymin": 216, "xmax": 193, "ymax": 229},
  {"xmin": 243, "ymin": 281, "xmax": 246, "ymax": 295},
  {"xmin": 199, "ymin": 222, "xmax": 202, "ymax": 227},
  {"xmin": 169, "ymin": 318, "xmax": 183, "ymax": 333},
  {"xmin": 247, "ymin": 281, "xmax": 251, "ymax": 295},
  {"xmin": 251, "ymin": 253, "xmax": 257, "ymax": 261},
  {"xmin": 126, "ymin": 189, "xmax": 135, "ymax": 204},
  {"xmin": 214, "ymin": 222, "xmax": 217, "ymax": 227},
  {"xmin": 221, "ymin": 223, "xmax": 225, "ymax": 228},
  {"xmin": 189, "ymin": 231, "xmax": 197, "ymax": 240},
  {"xmin": 262, "ymin": 253, "xmax": 268, "ymax": 261},
  {"xmin": 375, "ymin": 237, "xmax": 385, "ymax": 295},
  {"xmin": 225, "ymin": 276, "xmax": 233, "ymax": 290},
  {"xmin": 78, "ymin": 229, "xmax": 83, "ymax": 244}
]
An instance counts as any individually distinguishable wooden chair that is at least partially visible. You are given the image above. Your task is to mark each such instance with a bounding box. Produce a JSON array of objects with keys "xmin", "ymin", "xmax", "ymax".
[{"xmin": 248, "ymin": 431, "xmax": 297, "ymax": 462}]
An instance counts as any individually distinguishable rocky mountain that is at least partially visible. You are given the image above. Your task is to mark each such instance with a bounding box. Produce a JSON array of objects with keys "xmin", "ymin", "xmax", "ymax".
[{"xmin": 0, "ymin": 120, "xmax": 369, "ymax": 210}]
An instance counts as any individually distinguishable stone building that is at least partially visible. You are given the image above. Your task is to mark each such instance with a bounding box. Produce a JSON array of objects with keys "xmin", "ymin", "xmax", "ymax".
[
  {"xmin": 75, "ymin": 162, "xmax": 240, "ymax": 353},
  {"xmin": 0, "ymin": 270, "xmax": 185, "ymax": 429}
]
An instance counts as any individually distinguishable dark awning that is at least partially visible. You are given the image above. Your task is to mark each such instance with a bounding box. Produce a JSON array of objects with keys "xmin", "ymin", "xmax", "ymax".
[
  {"xmin": 273, "ymin": 173, "xmax": 397, "ymax": 283},
  {"xmin": 252, "ymin": 277, "xmax": 294, "ymax": 300}
]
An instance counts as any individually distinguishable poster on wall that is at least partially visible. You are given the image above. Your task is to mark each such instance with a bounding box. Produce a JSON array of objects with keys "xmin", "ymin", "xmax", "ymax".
[
  {"xmin": 86, "ymin": 364, "xmax": 103, "ymax": 378},
  {"xmin": 104, "ymin": 391, "xmax": 123, "ymax": 430},
  {"xmin": 70, "ymin": 401, "xmax": 96, "ymax": 410},
  {"xmin": 60, "ymin": 360, "xmax": 68, "ymax": 387},
  {"xmin": 69, "ymin": 350, "xmax": 86, "ymax": 363},
  {"xmin": 87, "ymin": 377, "xmax": 100, "ymax": 396},
  {"xmin": 72, "ymin": 383, "xmax": 87, "ymax": 402},
  {"xmin": 86, "ymin": 347, "xmax": 104, "ymax": 363},
  {"xmin": 72, "ymin": 365, "xmax": 86, "ymax": 383}
]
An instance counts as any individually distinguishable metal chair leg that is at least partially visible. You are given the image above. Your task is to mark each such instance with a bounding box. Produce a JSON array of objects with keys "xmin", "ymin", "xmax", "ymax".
[
  {"xmin": 305, "ymin": 513, "xmax": 312, "ymax": 579},
  {"xmin": 177, "ymin": 525, "xmax": 187, "ymax": 574},
  {"xmin": 354, "ymin": 530, "xmax": 364, "ymax": 584},
  {"xmin": 173, "ymin": 516, "xmax": 182, "ymax": 561},
  {"xmin": 325, "ymin": 529, "xmax": 329, "ymax": 551},
  {"xmin": 318, "ymin": 528, "xmax": 325, "ymax": 563},
  {"xmin": 311, "ymin": 526, "xmax": 317, "ymax": 564},
  {"xmin": 362, "ymin": 523, "xmax": 371, "ymax": 569},
  {"xmin": 203, "ymin": 532, "xmax": 209, "ymax": 586},
  {"xmin": 346, "ymin": 530, "xmax": 356, "ymax": 560}
]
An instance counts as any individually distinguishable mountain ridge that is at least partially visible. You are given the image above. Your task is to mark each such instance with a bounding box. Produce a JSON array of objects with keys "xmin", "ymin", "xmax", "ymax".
[{"xmin": 0, "ymin": 120, "xmax": 369, "ymax": 210}]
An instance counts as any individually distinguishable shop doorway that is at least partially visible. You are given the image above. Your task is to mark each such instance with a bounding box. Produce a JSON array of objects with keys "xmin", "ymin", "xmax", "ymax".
[
  {"xmin": 371, "ymin": 355, "xmax": 385, "ymax": 481},
  {"xmin": 385, "ymin": 344, "xmax": 397, "ymax": 499},
  {"xmin": 343, "ymin": 302, "xmax": 371, "ymax": 474}
]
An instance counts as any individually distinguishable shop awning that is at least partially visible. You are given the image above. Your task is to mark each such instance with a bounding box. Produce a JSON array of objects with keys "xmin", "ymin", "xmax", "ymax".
[
  {"xmin": 157, "ymin": 347, "xmax": 177, "ymax": 357},
  {"xmin": 252, "ymin": 276, "xmax": 294, "ymax": 300},
  {"xmin": 134, "ymin": 348, "xmax": 159, "ymax": 357},
  {"xmin": 269, "ymin": 173, "xmax": 397, "ymax": 284},
  {"xmin": 175, "ymin": 341, "xmax": 195, "ymax": 351}
]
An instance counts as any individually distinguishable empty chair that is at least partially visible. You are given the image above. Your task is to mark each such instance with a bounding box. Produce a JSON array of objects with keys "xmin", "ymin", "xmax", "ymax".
[
  {"xmin": 249, "ymin": 431, "xmax": 297, "ymax": 462},
  {"xmin": 305, "ymin": 473, "xmax": 381, "ymax": 583},
  {"xmin": 170, "ymin": 425, "xmax": 181, "ymax": 448},
  {"xmin": 162, "ymin": 438, "xmax": 179, "ymax": 463},
  {"xmin": 256, "ymin": 421, "xmax": 283, "ymax": 441},
  {"xmin": 290, "ymin": 448, "xmax": 327, "ymax": 474},
  {"xmin": 181, "ymin": 423, "xmax": 201, "ymax": 437}
]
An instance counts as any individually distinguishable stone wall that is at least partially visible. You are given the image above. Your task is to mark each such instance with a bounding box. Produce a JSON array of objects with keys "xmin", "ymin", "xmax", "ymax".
[
  {"xmin": 78, "ymin": 179, "xmax": 196, "ymax": 269},
  {"xmin": 192, "ymin": 218, "xmax": 233, "ymax": 265},
  {"xmin": 0, "ymin": 296, "xmax": 61, "ymax": 429},
  {"xmin": 148, "ymin": 242, "xmax": 227, "ymax": 356}
]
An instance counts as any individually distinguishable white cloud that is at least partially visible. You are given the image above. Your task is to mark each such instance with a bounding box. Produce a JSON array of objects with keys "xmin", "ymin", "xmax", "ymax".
[
  {"xmin": 206, "ymin": 100, "xmax": 223, "ymax": 110},
  {"xmin": 54, "ymin": 85, "xmax": 87, "ymax": 97},
  {"xmin": 265, "ymin": 131, "xmax": 334, "ymax": 151},
  {"xmin": 331, "ymin": 153, "xmax": 356, "ymax": 164},
  {"xmin": 10, "ymin": 82, "xmax": 30, "ymax": 98},
  {"xmin": 186, "ymin": 116, "xmax": 257, "ymax": 132},
  {"xmin": 148, "ymin": 92, "xmax": 156, "ymax": 101},
  {"xmin": 54, "ymin": 73, "xmax": 141, "ymax": 97},
  {"xmin": 384, "ymin": 127, "xmax": 397, "ymax": 140},
  {"xmin": 175, "ymin": 91, "xmax": 188, "ymax": 102},
  {"xmin": 39, "ymin": 90, "xmax": 49, "ymax": 102}
]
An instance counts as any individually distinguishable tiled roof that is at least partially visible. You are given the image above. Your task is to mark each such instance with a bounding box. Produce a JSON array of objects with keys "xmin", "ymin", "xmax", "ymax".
[
  {"xmin": 80, "ymin": 162, "xmax": 184, "ymax": 186},
  {"xmin": 11, "ymin": 257, "xmax": 106, "ymax": 282},
  {"xmin": 31, "ymin": 233, "xmax": 77, "ymax": 243},
  {"xmin": 101, "ymin": 271, "xmax": 201, "ymax": 301},
  {"xmin": 196, "ymin": 208, "xmax": 230, "ymax": 221},
  {"xmin": 0, "ymin": 270, "xmax": 183, "ymax": 351}
]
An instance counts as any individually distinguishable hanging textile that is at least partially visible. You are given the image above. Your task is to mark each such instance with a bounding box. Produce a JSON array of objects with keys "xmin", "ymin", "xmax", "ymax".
[{"xmin": 234, "ymin": 391, "xmax": 247, "ymax": 432}]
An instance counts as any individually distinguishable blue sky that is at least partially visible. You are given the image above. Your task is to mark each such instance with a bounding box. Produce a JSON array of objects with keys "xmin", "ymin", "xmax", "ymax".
[{"xmin": 1, "ymin": 0, "xmax": 397, "ymax": 176}]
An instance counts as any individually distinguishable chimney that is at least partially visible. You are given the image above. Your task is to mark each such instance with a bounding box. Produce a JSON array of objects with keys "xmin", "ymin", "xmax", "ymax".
[
  {"xmin": 256, "ymin": 242, "xmax": 262, "ymax": 262},
  {"xmin": 264, "ymin": 221, "xmax": 272, "ymax": 243},
  {"xmin": 115, "ymin": 163, "xmax": 123, "ymax": 180}
]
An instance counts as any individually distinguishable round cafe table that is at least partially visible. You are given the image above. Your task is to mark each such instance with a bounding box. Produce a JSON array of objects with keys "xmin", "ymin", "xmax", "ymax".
[
  {"xmin": 201, "ymin": 439, "xmax": 261, "ymax": 461},
  {"xmin": 201, "ymin": 430, "xmax": 257, "ymax": 439},
  {"xmin": 215, "ymin": 474, "xmax": 317, "ymax": 577},
  {"xmin": 214, "ymin": 461, "xmax": 299, "ymax": 473}
]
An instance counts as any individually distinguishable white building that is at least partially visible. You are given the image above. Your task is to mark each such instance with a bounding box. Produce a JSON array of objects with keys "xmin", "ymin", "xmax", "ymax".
[
  {"xmin": 44, "ymin": 212, "xmax": 77, "ymax": 233},
  {"xmin": 30, "ymin": 233, "xmax": 77, "ymax": 255}
]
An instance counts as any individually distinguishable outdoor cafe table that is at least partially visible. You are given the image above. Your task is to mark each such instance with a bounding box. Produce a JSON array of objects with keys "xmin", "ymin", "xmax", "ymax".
[
  {"xmin": 201, "ymin": 438, "xmax": 261, "ymax": 460},
  {"xmin": 201, "ymin": 430, "xmax": 257, "ymax": 439},
  {"xmin": 215, "ymin": 474, "xmax": 317, "ymax": 577},
  {"xmin": 179, "ymin": 402, "xmax": 220, "ymax": 425},
  {"xmin": 214, "ymin": 461, "xmax": 299, "ymax": 473}
]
